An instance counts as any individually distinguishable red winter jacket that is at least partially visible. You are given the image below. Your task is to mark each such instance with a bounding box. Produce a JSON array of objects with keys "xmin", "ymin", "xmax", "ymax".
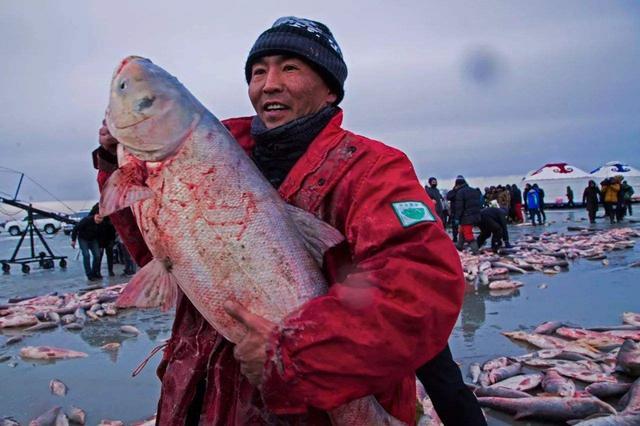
[{"xmin": 97, "ymin": 110, "xmax": 465, "ymax": 425}]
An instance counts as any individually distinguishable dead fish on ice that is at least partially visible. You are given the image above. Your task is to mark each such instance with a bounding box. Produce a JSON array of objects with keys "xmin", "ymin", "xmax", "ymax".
[
  {"xmin": 541, "ymin": 369, "xmax": 575, "ymax": 397},
  {"xmin": 616, "ymin": 339, "xmax": 640, "ymax": 377},
  {"xmin": 25, "ymin": 321, "xmax": 59, "ymax": 332},
  {"xmin": 622, "ymin": 312, "xmax": 640, "ymax": 327},
  {"xmin": 477, "ymin": 396, "xmax": 615, "ymax": 421},
  {"xmin": 120, "ymin": 325, "xmax": 140, "ymax": 335},
  {"xmin": 101, "ymin": 342, "xmax": 121, "ymax": 351},
  {"xmin": 489, "ymin": 373, "xmax": 543, "ymax": 391},
  {"xmin": 482, "ymin": 356, "xmax": 509, "ymax": 371},
  {"xmin": 68, "ymin": 407, "xmax": 86, "ymax": 425},
  {"xmin": 488, "ymin": 280, "xmax": 523, "ymax": 290},
  {"xmin": 28, "ymin": 405, "xmax": 69, "ymax": 425},
  {"xmin": 20, "ymin": 346, "xmax": 87, "ymax": 360},
  {"xmin": 49, "ymin": 378, "xmax": 68, "ymax": 396}
]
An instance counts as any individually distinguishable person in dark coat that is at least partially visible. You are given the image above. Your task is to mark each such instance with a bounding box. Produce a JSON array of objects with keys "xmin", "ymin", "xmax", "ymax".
[
  {"xmin": 425, "ymin": 177, "xmax": 446, "ymax": 224},
  {"xmin": 97, "ymin": 215, "xmax": 117, "ymax": 276},
  {"xmin": 71, "ymin": 211, "xmax": 102, "ymax": 280},
  {"xmin": 582, "ymin": 180, "xmax": 601, "ymax": 224},
  {"xmin": 511, "ymin": 184, "xmax": 524, "ymax": 223},
  {"xmin": 446, "ymin": 187, "xmax": 459, "ymax": 243},
  {"xmin": 453, "ymin": 176, "xmax": 481, "ymax": 254},
  {"xmin": 622, "ymin": 180, "xmax": 634, "ymax": 216},
  {"xmin": 566, "ymin": 186, "xmax": 574, "ymax": 208},
  {"xmin": 477, "ymin": 207, "xmax": 511, "ymax": 252},
  {"xmin": 506, "ymin": 184, "xmax": 514, "ymax": 222}
]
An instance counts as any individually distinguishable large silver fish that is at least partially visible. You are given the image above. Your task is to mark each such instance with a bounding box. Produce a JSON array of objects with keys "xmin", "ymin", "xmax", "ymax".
[{"xmin": 101, "ymin": 56, "xmax": 402, "ymax": 425}]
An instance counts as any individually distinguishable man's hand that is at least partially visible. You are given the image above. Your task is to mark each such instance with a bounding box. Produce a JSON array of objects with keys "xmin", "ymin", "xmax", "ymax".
[
  {"xmin": 99, "ymin": 119, "xmax": 118, "ymax": 154},
  {"xmin": 224, "ymin": 301, "xmax": 277, "ymax": 387},
  {"xmin": 71, "ymin": 240, "xmax": 76, "ymax": 249}
]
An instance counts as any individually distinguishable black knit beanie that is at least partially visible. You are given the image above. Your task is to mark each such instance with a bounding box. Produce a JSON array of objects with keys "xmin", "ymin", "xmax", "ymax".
[{"xmin": 245, "ymin": 16, "xmax": 348, "ymax": 105}]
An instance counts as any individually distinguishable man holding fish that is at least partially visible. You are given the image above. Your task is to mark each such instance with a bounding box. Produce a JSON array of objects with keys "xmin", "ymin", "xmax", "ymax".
[{"xmin": 95, "ymin": 17, "xmax": 483, "ymax": 425}]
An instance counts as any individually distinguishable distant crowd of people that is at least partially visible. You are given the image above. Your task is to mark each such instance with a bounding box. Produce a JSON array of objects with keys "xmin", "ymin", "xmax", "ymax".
[
  {"xmin": 70, "ymin": 203, "xmax": 136, "ymax": 281},
  {"xmin": 425, "ymin": 176, "xmax": 513, "ymax": 254},
  {"xmin": 583, "ymin": 176, "xmax": 635, "ymax": 224},
  {"xmin": 425, "ymin": 175, "xmax": 636, "ymax": 253}
]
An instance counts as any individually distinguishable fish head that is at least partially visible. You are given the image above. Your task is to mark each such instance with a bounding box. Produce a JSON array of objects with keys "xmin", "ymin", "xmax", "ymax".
[
  {"xmin": 106, "ymin": 56, "xmax": 203, "ymax": 162},
  {"xmin": 502, "ymin": 331, "xmax": 528, "ymax": 340}
]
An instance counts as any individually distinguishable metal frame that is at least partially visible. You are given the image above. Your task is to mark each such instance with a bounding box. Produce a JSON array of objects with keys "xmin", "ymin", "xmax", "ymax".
[{"xmin": 1, "ymin": 196, "xmax": 75, "ymax": 273}]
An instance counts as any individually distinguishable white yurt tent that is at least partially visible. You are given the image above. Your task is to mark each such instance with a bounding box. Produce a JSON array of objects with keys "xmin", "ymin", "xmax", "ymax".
[
  {"xmin": 590, "ymin": 161, "xmax": 640, "ymax": 200},
  {"xmin": 522, "ymin": 163, "xmax": 591, "ymax": 205}
]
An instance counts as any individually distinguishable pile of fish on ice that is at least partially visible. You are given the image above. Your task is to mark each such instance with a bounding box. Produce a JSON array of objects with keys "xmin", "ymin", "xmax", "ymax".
[
  {"xmin": 1, "ymin": 405, "xmax": 155, "ymax": 426},
  {"xmin": 465, "ymin": 312, "xmax": 640, "ymax": 424},
  {"xmin": 0, "ymin": 284, "xmax": 155, "ymax": 425},
  {"xmin": 459, "ymin": 227, "xmax": 640, "ymax": 293},
  {"xmin": 0, "ymin": 284, "xmax": 142, "ymax": 360}
]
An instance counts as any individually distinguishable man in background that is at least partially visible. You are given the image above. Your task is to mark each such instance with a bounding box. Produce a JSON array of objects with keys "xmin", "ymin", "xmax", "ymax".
[
  {"xmin": 477, "ymin": 206, "xmax": 511, "ymax": 253},
  {"xmin": 452, "ymin": 175, "xmax": 481, "ymax": 254},
  {"xmin": 425, "ymin": 177, "xmax": 446, "ymax": 224},
  {"xmin": 70, "ymin": 205, "xmax": 102, "ymax": 281},
  {"xmin": 622, "ymin": 180, "xmax": 634, "ymax": 216}
]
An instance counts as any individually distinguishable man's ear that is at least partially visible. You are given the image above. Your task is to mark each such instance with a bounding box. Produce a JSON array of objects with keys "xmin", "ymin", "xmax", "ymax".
[{"xmin": 326, "ymin": 90, "xmax": 337, "ymax": 105}]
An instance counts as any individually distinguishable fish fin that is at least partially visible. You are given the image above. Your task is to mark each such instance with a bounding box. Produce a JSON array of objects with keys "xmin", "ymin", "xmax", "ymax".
[
  {"xmin": 116, "ymin": 259, "xmax": 178, "ymax": 311},
  {"xmin": 285, "ymin": 203, "xmax": 344, "ymax": 266},
  {"xmin": 100, "ymin": 161, "xmax": 153, "ymax": 216}
]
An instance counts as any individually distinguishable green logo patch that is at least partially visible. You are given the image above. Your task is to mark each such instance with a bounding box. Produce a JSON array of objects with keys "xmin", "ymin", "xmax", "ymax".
[{"xmin": 391, "ymin": 201, "xmax": 436, "ymax": 228}]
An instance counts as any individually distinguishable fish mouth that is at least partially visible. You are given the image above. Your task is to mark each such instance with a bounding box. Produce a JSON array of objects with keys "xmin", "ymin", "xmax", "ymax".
[{"xmin": 115, "ymin": 115, "xmax": 152, "ymax": 129}]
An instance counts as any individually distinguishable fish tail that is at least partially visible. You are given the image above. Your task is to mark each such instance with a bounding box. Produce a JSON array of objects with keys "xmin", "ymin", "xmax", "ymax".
[{"xmin": 116, "ymin": 259, "xmax": 178, "ymax": 310}]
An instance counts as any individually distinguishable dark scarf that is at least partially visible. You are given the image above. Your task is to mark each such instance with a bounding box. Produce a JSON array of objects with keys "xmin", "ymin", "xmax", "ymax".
[{"xmin": 251, "ymin": 106, "xmax": 338, "ymax": 188}]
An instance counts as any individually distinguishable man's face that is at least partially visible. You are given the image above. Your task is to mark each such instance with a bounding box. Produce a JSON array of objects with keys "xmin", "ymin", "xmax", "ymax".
[
  {"xmin": 248, "ymin": 55, "xmax": 337, "ymax": 129},
  {"xmin": 429, "ymin": 179, "xmax": 437, "ymax": 188}
]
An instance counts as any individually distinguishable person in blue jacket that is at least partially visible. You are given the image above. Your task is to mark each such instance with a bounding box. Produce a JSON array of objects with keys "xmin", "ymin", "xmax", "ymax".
[{"xmin": 527, "ymin": 186, "xmax": 543, "ymax": 226}]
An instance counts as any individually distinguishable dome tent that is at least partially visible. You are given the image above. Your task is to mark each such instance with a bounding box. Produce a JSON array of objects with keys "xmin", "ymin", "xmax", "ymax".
[
  {"xmin": 522, "ymin": 163, "xmax": 591, "ymax": 205},
  {"xmin": 590, "ymin": 161, "xmax": 640, "ymax": 178},
  {"xmin": 590, "ymin": 161, "xmax": 640, "ymax": 200}
]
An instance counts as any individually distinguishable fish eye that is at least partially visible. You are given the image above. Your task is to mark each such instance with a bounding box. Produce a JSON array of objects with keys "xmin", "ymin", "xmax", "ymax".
[{"xmin": 119, "ymin": 81, "xmax": 127, "ymax": 90}]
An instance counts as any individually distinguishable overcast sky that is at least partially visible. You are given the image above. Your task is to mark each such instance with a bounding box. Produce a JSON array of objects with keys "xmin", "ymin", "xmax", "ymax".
[{"xmin": 1, "ymin": 0, "xmax": 639, "ymax": 206}]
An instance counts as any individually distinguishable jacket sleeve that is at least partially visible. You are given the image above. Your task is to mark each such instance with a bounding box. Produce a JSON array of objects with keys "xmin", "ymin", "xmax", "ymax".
[
  {"xmin": 261, "ymin": 151, "xmax": 465, "ymax": 414},
  {"xmin": 93, "ymin": 148, "xmax": 153, "ymax": 267},
  {"xmin": 71, "ymin": 218, "xmax": 86, "ymax": 241}
]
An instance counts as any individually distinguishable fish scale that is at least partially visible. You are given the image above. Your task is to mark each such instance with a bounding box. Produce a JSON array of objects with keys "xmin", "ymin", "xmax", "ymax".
[{"xmin": 120, "ymin": 118, "xmax": 329, "ymax": 343}]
